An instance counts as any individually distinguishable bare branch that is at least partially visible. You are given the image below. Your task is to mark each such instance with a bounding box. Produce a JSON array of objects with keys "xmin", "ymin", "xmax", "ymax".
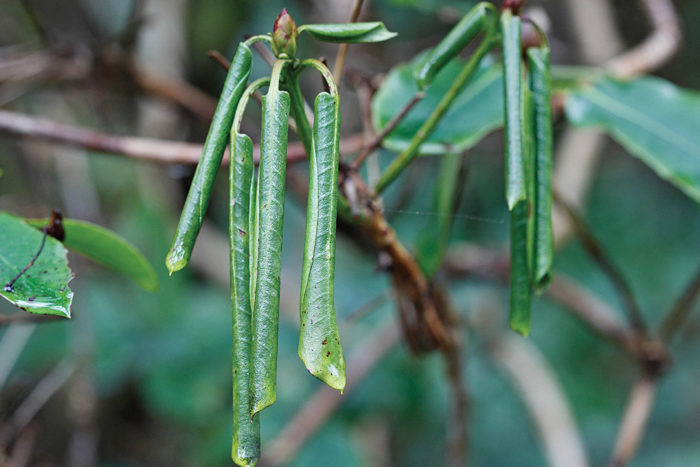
[
  {"xmin": 442, "ymin": 245, "xmax": 638, "ymax": 354},
  {"xmin": 0, "ymin": 360, "xmax": 75, "ymax": 449},
  {"xmin": 0, "ymin": 109, "xmax": 364, "ymax": 165},
  {"xmin": 491, "ymin": 335, "xmax": 589, "ymax": 467},
  {"xmin": 609, "ymin": 375, "xmax": 658, "ymax": 467},
  {"xmin": 607, "ymin": 0, "xmax": 682, "ymax": 78}
]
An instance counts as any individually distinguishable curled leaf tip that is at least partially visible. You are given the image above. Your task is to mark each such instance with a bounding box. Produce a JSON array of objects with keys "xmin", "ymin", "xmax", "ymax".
[{"xmin": 272, "ymin": 8, "xmax": 298, "ymax": 58}]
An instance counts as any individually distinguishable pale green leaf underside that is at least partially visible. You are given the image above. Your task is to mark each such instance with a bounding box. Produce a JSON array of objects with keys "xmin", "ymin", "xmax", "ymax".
[
  {"xmin": 565, "ymin": 75, "xmax": 700, "ymax": 204},
  {"xmin": 0, "ymin": 212, "xmax": 73, "ymax": 317},
  {"xmin": 372, "ymin": 55, "xmax": 503, "ymax": 155}
]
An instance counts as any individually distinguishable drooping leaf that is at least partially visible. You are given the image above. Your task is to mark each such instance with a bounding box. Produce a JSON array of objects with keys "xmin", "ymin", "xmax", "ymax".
[
  {"xmin": 27, "ymin": 218, "xmax": 157, "ymax": 291},
  {"xmin": 166, "ymin": 42, "xmax": 253, "ymax": 274},
  {"xmin": 565, "ymin": 75, "xmax": 700, "ymax": 204},
  {"xmin": 0, "ymin": 212, "xmax": 73, "ymax": 317},
  {"xmin": 372, "ymin": 55, "xmax": 503, "ymax": 155},
  {"xmin": 250, "ymin": 75, "xmax": 291, "ymax": 417},
  {"xmin": 229, "ymin": 131, "xmax": 260, "ymax": 466},
  {"xmin": 299, "ymin": 22, "xmax": 397, "ymax": 43},
  {"xmin": 299, "ymin": 92, "xmax": 346, "ymax": 392},
  {"xmin": 501, "ymin": 9, "xmax": 525, "ymax": 210}
]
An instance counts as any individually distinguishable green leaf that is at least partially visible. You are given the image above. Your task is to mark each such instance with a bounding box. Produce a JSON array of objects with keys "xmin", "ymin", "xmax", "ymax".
[
  {"xmin": 501, "ymin": 9, "xmax": 525, "ymax": 210},
  {"xmin": 229, "ymin": 131, "xmax": 260, "ymax": 466},
  {"xmin": 299, "ymin": 22, "xmax": 397, "ymax": 43},
  {"xmin": 509, "ymin": 200, "xmax": 531, "ymax": 336},
  {"xmin": 166, "ymin": 42, "xmax": 252, "ymax": 274},
  {"xmin": 565, "ymin": 75, "xmax": 700, "ymax": 204},
  {"xmin": 27, "ymin": 218, "xmax": 157, "ymax": 291},
  {"xmin": 0, "ymin": 212, "xmax": 73, "ymax": 317},
  {"xmin": 371, "ymin": 55, "xmax": 503, "ymax": 155},
  {"xmin": 250, "ymin": 66, "xmax": 291, "ymax": 417},
  {"xmin": 299, "ymin": 92, "xmax": 346, "ymax": 392}
]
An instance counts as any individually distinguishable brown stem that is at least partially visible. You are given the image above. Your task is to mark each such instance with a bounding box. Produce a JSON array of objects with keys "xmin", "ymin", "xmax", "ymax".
[{"xmin": 0, "ymin": 109, "xmax": 364, "ymax": 165}]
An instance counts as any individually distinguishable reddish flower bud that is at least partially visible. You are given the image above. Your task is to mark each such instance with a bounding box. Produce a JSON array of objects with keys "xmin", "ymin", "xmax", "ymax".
[
  {"xmin": 502, "ymin": 0, "xmax": 525, "ymax": 15},
  {"xmin": 272, "ymin": 8, "xmax": 298, "ymax": 58}
]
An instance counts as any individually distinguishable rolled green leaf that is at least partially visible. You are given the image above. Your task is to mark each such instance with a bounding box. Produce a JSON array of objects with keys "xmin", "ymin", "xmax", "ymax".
[
  {"xmin": 414, "ymin": 2, "xmax": 494, "ymax": 89},
  {"xmin": 229, "ymin": 132, "xmax": 260, "ymax": 466},
  {"xmin": 299, "ymin": 92, "xmax": 346, "ymax": 392},
  {"xmin": 509, "ymin": 199, "xmax": 532, "ymax": 336},
  {"xmin": 298, "ymin": 22, "xmax": 397, "ymax": 43},
  {"xmin": 251, "ymin": 71, "xmax": 291, "ymax": 416},
  {"xmin": 501, "ymin": 9, "xmax": 526, "ymax": 210},
  {"xmin": 166, "ymin": 43, "xmax": 252, "ymax": 274},
  {"xmin": 528, "ymin": 46, "xmax": 553, "ymax": 293}
]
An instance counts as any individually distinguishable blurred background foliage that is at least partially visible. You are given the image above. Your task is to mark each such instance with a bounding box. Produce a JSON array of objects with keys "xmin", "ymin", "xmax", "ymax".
[{"xmin": 1, "ymin": 0, "xmax": 699, "ymax": 465}]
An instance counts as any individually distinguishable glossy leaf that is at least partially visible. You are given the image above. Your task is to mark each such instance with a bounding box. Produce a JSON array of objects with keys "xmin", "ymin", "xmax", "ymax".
[
  {"xmin": 501, "ymin": 9, "xmax": 525, "ymax": 210},
  {"xmin": 229, "ymin": 132, "xmax": 260, "ymax": 466},
  {"xmin": 528, "ymin": 47, "xmax": 553, "ymax": 293},
  {"xmin": 251, "ymin": 88, "xmax": 291, "ymax": 416},
  {"xmin": 372, "ymin": 55, "xmax": 503, "ymax": 156},
  {"xmin": 414, "ymin": 2, "xmax": 493, "ymax": 88},
  {"xmin": 565, "ymin": 75, "xmax": 700, "ymax": 204},
  {"xmin": 416, "ymin": 153, "xmax": 464, "ymax": 277},
  {"xmin": 299, "ymin": 93, "xmax": 346, "ymax": 392},
  {"xmin": 0, "ymin": 212, "xmax": 73, "ymax": 317},
  {"xmin": 166, "ymin": 42, "xmax": 252, "ymax": 274},
  {"xmin": 27, "ymin": 218, "xmax": 157, "ymax": 291},
  {"xmin": 299, "ymin": 22, "xmax": 397, "ymax": 43}
]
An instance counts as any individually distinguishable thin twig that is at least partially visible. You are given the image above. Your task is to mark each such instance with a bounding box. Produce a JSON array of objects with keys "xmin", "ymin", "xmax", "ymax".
[
  {"xmin": 333, "ymin": 0, "xmax": 366, "ymax": 84},
  {"xmin": 350, "ymin": 91, "xmax": 425, "ymax": 170},
  {"xmin": 609, "ymin": 375, "xmax": 658, "ymax": 467},
  {"xmin": 0, "ymin": 360, "xmax": 75, "ymax": 449},
  {"xmin": 555, "ymin": 193, "xmax": 648, "ymax": 336},
  {"xmin": 491, "ymin": 335, "xmax": 589, "ymax": 467},
  {"xmin": 0, "ymin": 109, "xmax": 364, "ymax": 165},
  {"xmin": 262, "ymin": 319, "xmax": 399, "ymax": 466},
  {"xmin": 658, "ymin": 264, "xmax": 700, "ymax": 342}
]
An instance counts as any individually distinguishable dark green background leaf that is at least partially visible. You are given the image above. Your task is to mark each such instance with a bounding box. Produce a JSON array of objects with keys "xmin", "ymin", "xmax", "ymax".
[
  {"xmin": 27, "ymin": 218, "xmax": 158, "ymax": 291},
  {"xmin": 372, "ymin": 55, "xmax": 503, "ymax": 155},
  {"xmin": 0, "ymin": 212, "xmax": 73, "ymax": 317},
  {"xmin": 565, "ymin": 75, "xmax": 700, "ymax": 203}
]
